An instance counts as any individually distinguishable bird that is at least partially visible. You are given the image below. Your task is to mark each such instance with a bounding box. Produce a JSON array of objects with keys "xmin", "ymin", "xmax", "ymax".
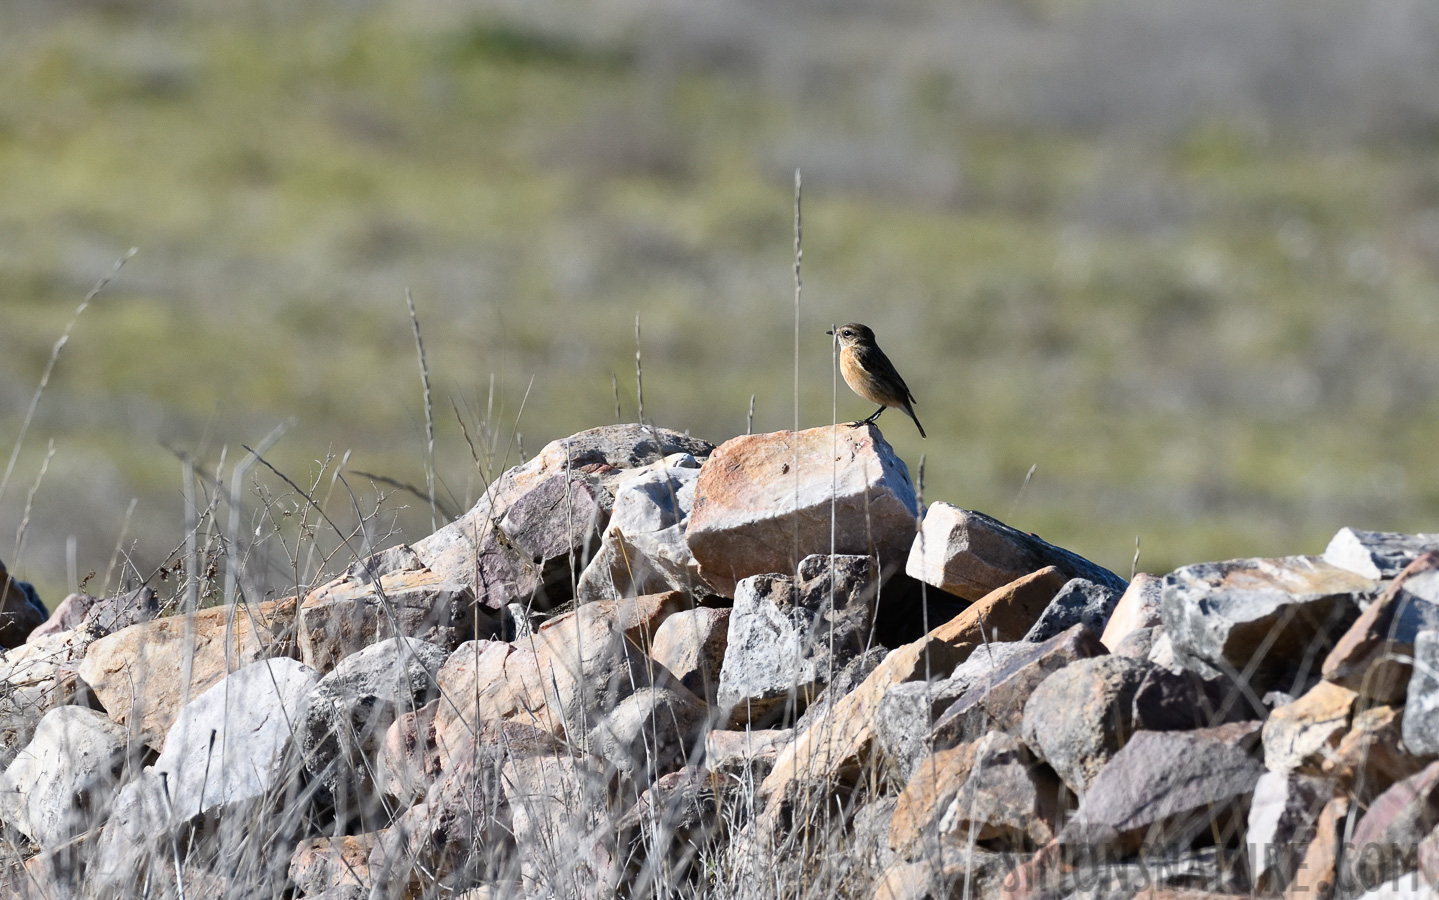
[{"xmin": 826, "ymin": 323, "xmax": 926, "ymax": 438}]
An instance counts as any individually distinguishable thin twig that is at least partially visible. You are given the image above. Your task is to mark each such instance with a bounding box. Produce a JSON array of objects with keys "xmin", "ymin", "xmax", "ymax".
[
  {"xmin": 1, "ymin": 248, "xmax": 135, "ymax": 509},
  {"xmin": 405, "ymin": 289, "xmax": 438, "ymax": 532}
]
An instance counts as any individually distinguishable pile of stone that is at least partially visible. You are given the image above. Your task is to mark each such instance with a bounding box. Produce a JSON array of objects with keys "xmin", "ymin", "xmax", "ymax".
[{"xmin": 0, "ymin": 422, "xmax": 1437, "ymax": 900}]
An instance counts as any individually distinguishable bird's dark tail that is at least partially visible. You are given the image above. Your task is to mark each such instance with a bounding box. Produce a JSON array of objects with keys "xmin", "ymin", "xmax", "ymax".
[{"xmin": 905, "ymin": 404, "xmax": 926, "ymax": 438}]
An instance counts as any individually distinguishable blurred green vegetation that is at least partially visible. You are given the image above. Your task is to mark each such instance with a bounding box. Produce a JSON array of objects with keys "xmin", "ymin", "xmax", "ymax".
[{"xmin": 4, "ymin": 0, "xmax": 1439, "ymax": 605}]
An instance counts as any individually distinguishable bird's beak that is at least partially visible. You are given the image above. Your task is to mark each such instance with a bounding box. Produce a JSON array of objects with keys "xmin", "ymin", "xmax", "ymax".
[{"xmin": 825, "ymin": 329, "xmax": 834, "ymax": 335}]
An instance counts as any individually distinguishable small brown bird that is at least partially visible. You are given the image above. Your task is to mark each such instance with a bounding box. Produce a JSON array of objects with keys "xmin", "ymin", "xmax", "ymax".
[{"xmin": 827, "ymin": 323, "xmax": 926, "ymax": 438}]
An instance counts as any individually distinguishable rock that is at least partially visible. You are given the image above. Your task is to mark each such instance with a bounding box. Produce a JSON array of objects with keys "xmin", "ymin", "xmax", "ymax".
[
  {"xmin": 154, "ymin": 657, "xmax": 317, "ymax": 823},
  {"xmin": 0, "ymin": 559, "xmax": 47, "ymax": 648},
  {"xmin": 589, "ymin": 685, "xmax": 709, "ymax": 785},
  {"xmin": 0, "ymin": 706, "xmax": 133, "ymax": 850},
  {"xmin": 1112, "ymin": 624, "xmax": 1159, "ymax": 659},
  {"xmin": 685, "ymin": 424, "xmax": 919, "ymax": 597},
  {"xmin": 27, "ymin": 586, "xmax": 158, "ymax": 643},
  {"xmin": 870, "ymin": 846, "xmax": 1020, "ymax": 900},
  {"xmin": 369, "ymin": 727, "xmax": 559, "ymax": 898},
  {"xmin": 933, "ymin": 625, "xmax": 1109, "ymax": 765},
  {"xmin": 1283, "ymin": 795, "xmax": 1351, "ymax": 900},
  {"xmin": 876, "ymin": 639, "xmax": 1038, "ymax": 783},
  {"xmin": 380, "ymin": 699, "xmax": 442, "ymax": 803},
  {"xmin": 649, "ymin": 606, "xmax": 729, "ymax": 704},
  {"xmin": 1323, "ymin": 553, "xmax": 1439, "ymax": 702},
  {"xmin": 76, "ymin": 597, "xmax": 297, "ymax": 745},
  {"xmin": 297, "ymin": 566, "xmax": 494, "ymax": 674},
  {"xmin": 1263, "ymin": 681, "xmax": 1359, "ymax": 775},
  {"xmin": 1407, "ymin": 629, "xmax": 1439, "ymax": 757},
  {"xmin": 1346, "ymin": 762, "xmax": 1439, "ymax": 892},
  {"xmin": 792, "ymin": 647, "xmax": 890, "ymax": 735},
  {"xmin": 929, "ymin": 566, "xmax": 1070, "ymax": 659},
  {"xmin": 1059, "ymin": 721, "xmax": 1265, "ymax": 854},
  {"xmin": 503, "ymin": 752, "xmax": 624, "ymax": 897},
  {"xmin": 414, "ymin": 425, "xmax": 713, "ymax": 600},
  {"xmin": 1160, "ymin": 556, "xmax": 1375, "ymax": 688},
  {"xmin": 1020, "ymin": 653, "xmax": 1152, "ymax": 796},
  {"xmin": 1246, "ymin": 771, "xmax": 1333, "ymax": 895},
  {"xmin": 717, "ymin": 554, "xmax": 879, "ymax": 726},
  {"xmin": 300, "ymin": 637, "xmax": 448, "ymax": 827},
  {"xmin": 1022, "ymin": 577, "xmax": 1122, "ymax": 644},
  {"xmin": 1101, "ymin": 573, "xmax": 1165, "ymax": 650},
  {"xmin": 905, "ymin": 503, "xmax": 1127, "ymax": 602},
  {"xmin": 614, "ymin": 766, "xmax": 737, "ymax": 888},
  {"xmin": 289, "ymin": 834, "xmax": 374, "ymax": 895},
  {"xmin": 760, "ymin": 630, "xmax": 969, "ymax": 803},
  {"xmin": 889, "ymin": 731, "xmax": 1063, "ymax": 858},
  {"xmin": 703, "ymin": 728, "xmax": 793, "ymax": 780},
  {"xmin": 1323, "ymin": 704, "xmax": 1427, "ymax": 803},
  {"xmin": 0, "ymin": 631, "xmax": 92, "ymax": 769},
  {"xmin": 433, "ymin": 595, "xmax": 686, "ymax": 762},
  {"xmin": 1324, "ymin": 528, "xmax": 1439, "ymax": 580},
  {"xmin": 576, "ymin": 458, "xmax": 714, "ymax": 603}
]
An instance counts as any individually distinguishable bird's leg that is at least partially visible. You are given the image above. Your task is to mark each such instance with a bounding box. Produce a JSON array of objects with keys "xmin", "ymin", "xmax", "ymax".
[{"xmin": 860, "ymin": 406, "xmax": 886, "ymax": 425}]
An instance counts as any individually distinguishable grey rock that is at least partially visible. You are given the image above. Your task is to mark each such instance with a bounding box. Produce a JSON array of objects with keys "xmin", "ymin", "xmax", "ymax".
[
  {"xmin": 1406, "ymin": 630, "xmax": 1439, "ymax": 756},
  {"xmin": 0, "ymin": 706, "xmax": 133, "ymax": 849},
  {"xmin": 649, "ymin": 606, "xmax": 730, "ymax": 704},
  {"xmin": 1246, "ymin": 770, "xmax": 1333, "ymax": 895},
  {"xmin": 588, "ymin": 685, "xmax": 710, "ymax": 785},
  {"xmin": 875, "ymin": 639, "xmax": 1035, "ymax": 782},
  {"xmin": 1325, "ymin": 527, "xmax": 1439, "ymax": 580},
  {"xmin": 1347, "ymin": 761, "xmax": 1439, "ymax": 891},
  {"xmin": 906, "ymin": 503, "xmax": 1127, "ymax": 601},
  {"xmin": 298, "ymin": 567, "xmax": 494, "ymax": 674},
  {"xmin": 1021, "ymin": 654, "xmax": 1154, "ymax": 796},
  {"xmin": 300, "ymin": 637, "xmax": 448, "ymax": 828},
  {"xmin": 576, "ymin": 460, "xmax": 713, "ymax": 603},
  {"xmin": 930, "ymin": 625, "xmax": 1108, "ymax": 761},
  {"xmin": 27, "ymin": 586, "xmax": 158, "ymax": 643},
  {"xmin": 1021, "ymin": 577, "xmax": 1121, "ymax": 644},
  {"xmin": 716, "ymin": 554, "xmax": 879, "ymax": 726},
  {"xmin": 1059, "ymin": 721, "xmax": 1265, "ymax": 853},
  {"xmin": 155, "ymin": 657, "xmax": 318, "ymax": 822},
  {"xmin": 1161, "ymin": 555, "xmax": 1376, "ymax": 688},
  {"xmin": 414, "ymin": 425, "xmax": 713, "ymax": 599}
]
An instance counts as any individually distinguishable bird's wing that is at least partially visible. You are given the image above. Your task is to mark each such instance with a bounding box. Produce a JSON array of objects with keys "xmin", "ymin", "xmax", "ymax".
[{"xmin": 860, "ymin": 344, "xmax": 916, "ymax": 404}]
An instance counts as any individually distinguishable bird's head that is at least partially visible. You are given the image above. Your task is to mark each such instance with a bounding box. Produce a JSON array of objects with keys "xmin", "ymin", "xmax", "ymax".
[{"xmin": 825, "ymin": 323, "xmax": 875, "ymax": 347}]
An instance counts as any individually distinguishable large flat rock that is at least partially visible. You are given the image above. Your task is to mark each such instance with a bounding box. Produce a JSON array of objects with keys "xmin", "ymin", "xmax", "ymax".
[{"xmin": 685, "ymin": 423, "xmax": 918, "ymax": 597}]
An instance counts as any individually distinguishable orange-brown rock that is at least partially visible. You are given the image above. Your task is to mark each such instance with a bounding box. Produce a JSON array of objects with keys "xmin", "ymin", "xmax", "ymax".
[
  {"xmin": 1100, "ymin": 573, "xmax": 1164, "ymax": 650},
  {"xmin": 297, "ymin": 566, "xmax": 488, "ymax": 674},
  {"xmin": 930, "ymin": 566, "xmax": 1069, "ymax": 652},
  {"xmin": 289, "ymin": 834, "xmax": 374, "ymax": 895},
  {"xmin": 1321, "ymin": 704, "xmax": 1428, "ymax": 802},
  {"xmin": 889, "ymin": 731, "xmax": 1062, "ymax": 859},
  {"xmin": 685, "ymin": 424, "xmax": 919, "ymax": 597},
  {"xmin": 1261, "ymin": 681, "xmax": 1358, "ymax": 775},
  {"xmin": 1322, "ymin": 552, "xmax": 1439, "ymax": 702},
  {"xmin": 76, "ymin": 598, "xmax": 297, "ymax": 744},
  {"xmin": 1283, "ymin": 795, "xmax": 1350, "ymax": 900}
]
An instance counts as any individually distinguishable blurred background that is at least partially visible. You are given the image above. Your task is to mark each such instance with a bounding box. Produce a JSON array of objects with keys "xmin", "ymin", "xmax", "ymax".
[{"xmin": 5, "ymin": 0, "xmax": 1439, "ymax": 607}]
